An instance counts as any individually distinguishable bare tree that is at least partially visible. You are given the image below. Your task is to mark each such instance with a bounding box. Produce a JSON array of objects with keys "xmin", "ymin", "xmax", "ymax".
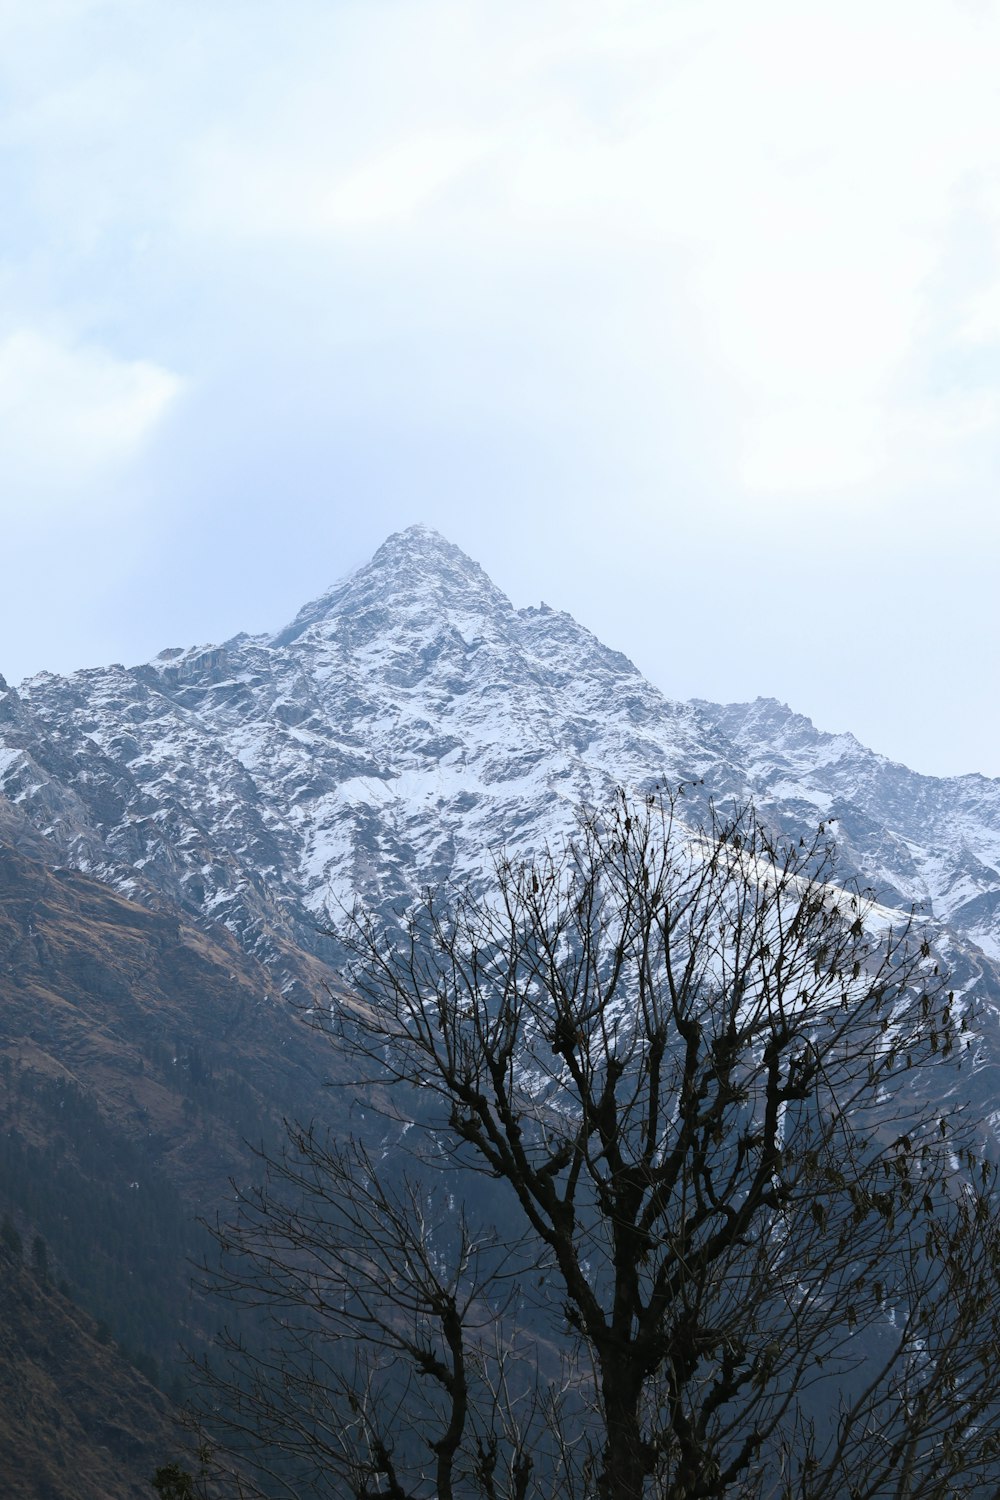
[{"xmin": 198, "ymin": 793, "xmax": 1000, "ymax": 1500}]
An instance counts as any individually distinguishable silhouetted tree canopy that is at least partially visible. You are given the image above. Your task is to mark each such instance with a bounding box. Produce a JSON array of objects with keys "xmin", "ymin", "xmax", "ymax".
[{"xmin": 199, "ymin": 793, "xmax": 1000, "ymax": 1500}]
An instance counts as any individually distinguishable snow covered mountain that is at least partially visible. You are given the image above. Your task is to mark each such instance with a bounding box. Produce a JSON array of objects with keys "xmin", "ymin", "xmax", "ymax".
[
  {"xmin": 694, "ymin": 697, "xmax": 1000, "ymax": 960},
  {"xmin": 3, "ymin": 524, "xmax": 1000, "ymax": 980},
  {"xmin": 6, "ymin": 523, "xmax": 1000, "ymax": 1497}
]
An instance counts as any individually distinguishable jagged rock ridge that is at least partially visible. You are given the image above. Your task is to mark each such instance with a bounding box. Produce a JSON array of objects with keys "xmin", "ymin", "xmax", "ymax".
[{"xmin": 3, "ymin": 524, "xmax": 1000, "ymax": 971}]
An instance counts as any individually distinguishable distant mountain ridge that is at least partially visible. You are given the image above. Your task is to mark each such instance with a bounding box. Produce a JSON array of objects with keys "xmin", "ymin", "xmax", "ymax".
[
  {"xmin": 695, "ymin": 695, "xmax": 1000, "ymax": 957},
  {"xmin": 3, "ymin": 525, "xmax": 1000, "ymax": 973}
]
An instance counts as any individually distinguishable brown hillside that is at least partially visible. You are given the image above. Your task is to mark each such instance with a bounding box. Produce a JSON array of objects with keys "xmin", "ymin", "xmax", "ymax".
[
  {"xmin": 0, "ymin": 836, "xmax": 352, "ymax": 1495},
  {"xmin": 0, "ymin": 1239, "xmax": 179, "ymax": 1500}
]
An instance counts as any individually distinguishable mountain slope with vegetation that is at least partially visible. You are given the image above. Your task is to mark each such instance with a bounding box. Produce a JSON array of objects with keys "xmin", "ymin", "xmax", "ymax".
[
  {"xmin": 0, "ymin": 834, "xmax": 344, "ymax": 1492},
  {"xmin": 0, "ymin": 1223, "xmax": 177, "ymax": 1500}
]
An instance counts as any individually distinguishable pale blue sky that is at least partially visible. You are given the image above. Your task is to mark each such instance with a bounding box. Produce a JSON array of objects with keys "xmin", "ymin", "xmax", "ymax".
[{"xmin": 2, "ymin": 0, "xmax": 1000, "ymax": 776}]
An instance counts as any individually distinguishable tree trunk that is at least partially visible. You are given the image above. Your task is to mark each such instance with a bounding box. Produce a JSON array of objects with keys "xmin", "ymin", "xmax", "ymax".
[{"xmin": 599, "ymin": 1369, "xmax": 652, "ymax": 1500}]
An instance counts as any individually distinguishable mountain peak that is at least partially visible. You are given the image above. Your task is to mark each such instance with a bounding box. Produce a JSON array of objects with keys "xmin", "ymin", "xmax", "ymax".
[
  {"xmin": 12, "ymin": 518, "xmax": 1000, "ymax": 981},
  {"xmin": 367, "ymin": 524, "xmax": 501, "ymax": 591},
  {"xmin": 271, "ymin": 525, "xmax": 512, "ymax": 648},
  {"xmin": 371, "ymin": 522, "xmax": 457, "ymax": 558}
]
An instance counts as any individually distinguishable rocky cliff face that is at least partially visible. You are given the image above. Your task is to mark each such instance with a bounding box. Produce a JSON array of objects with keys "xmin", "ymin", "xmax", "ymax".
[
  {"xmin": 0, "ymin": 528, "xmax": 735, "ymax": 968},
  {"xmin": 695, "ymin": 696, "xmax": 1000, "ymax": 958},
  {"xmin": 4, "ymin": 525, "xmax": 1000, "ymax": 973}
]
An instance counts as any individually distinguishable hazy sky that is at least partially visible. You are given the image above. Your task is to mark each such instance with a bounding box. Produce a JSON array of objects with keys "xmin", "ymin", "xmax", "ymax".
[{"xmin": 2, "ymin": 0, "xmax": 999, "ymax": 777}]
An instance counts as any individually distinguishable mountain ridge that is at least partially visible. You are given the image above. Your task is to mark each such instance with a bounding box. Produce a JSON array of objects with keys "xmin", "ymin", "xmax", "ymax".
[
  {"xmin": 4, "ymin": 524, "xmax": 1000, "ymax": 1493},
  {"xmin": 4, "ymin": 525, "xmax": 1000, "ymax": 968}
]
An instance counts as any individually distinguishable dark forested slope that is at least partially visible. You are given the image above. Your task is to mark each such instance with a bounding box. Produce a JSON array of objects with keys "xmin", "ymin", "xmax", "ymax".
[
  {"xmin": 0, "ymin": 1226, "xmax": 177, "ymax": 1500},
  {"xmin": 0, "ymin": 835, "xmax": 344, "ymax": 1491}
]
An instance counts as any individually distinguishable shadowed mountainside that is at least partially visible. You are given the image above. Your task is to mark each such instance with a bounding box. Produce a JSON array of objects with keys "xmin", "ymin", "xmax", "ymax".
[
  {"xmin": 0, "ymin": 1231, "xmax": 177, "ymax": 1500},
  {"xmin": 0, "ymin": 835, "xmax": 346, "ymax": 1493}
]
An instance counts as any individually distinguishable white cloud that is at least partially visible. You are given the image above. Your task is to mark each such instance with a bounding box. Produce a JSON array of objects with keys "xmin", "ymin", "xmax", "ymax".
[
  {"xmin": 3, "ymin": 5, "xmax": 1000, "ymax": 507},
  {"xmin": 0, "ymin": 329, "xmax": 180, "ymax": 502},
  {"xmin": 190, "ymin": 128, "xmax": 491, "ymax": 240},
  {"xmin": 739, "ymin": 403, "xmax": 888, "ymax": 495},
  {"xmin": 959, "ymin": 278, "xmax": 1000, "ymax": 345},
  {"xmin": 132, "ymin": 0, "xmax": 1000, "ymax": 497},
  {"xmin": 320, "ymin": 132, "xmax": 492, "ymax": 231}
]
